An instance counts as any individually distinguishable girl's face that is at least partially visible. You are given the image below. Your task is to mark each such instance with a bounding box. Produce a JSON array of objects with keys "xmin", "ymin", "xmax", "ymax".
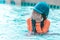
[{"xmin": 31, "ymin": 10, "xmax": 43, "ymax": 22}]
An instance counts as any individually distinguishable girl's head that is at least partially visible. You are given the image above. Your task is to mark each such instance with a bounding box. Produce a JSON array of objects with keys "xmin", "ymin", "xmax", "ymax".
[{"xmin": 31, "ymin": 2, "xmax": 49, "ymax": 22}]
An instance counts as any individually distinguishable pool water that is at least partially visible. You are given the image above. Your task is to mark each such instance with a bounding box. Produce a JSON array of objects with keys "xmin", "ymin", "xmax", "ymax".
[{"xmin": 0, "ymin": 4, "xmax": 60, "ymax": 40}]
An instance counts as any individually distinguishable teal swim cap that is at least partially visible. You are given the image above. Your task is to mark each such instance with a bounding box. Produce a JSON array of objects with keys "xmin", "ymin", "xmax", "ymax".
[{"xmin": 33, "ymin": 2, "xmax": 49, "ymax": 17}]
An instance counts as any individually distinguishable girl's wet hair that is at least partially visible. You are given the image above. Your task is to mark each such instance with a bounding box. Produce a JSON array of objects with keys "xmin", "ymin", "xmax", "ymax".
[
  {"xmin": 40, "ymin": 14, "xmax": 47, "ymax": 28},
  {"xmin": 42, "ymin": 14, "xmax": 47, "ymax": 20}
]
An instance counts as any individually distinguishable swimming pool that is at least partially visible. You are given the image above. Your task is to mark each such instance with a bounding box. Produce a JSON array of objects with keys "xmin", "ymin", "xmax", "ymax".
[{"xmin": 0, "ymin": 4, "xmax": 60, "ymax": 40}]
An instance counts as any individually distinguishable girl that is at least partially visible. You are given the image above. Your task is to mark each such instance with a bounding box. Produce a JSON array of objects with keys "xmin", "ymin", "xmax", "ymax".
[{"xmin": 27, "ymin": 2, "xmax": 50, "ymax": 34}]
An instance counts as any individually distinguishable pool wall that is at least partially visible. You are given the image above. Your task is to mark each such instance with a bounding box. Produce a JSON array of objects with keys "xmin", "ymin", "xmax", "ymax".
[
  {"xmin": 0, "ymin": 0, "xmax": 60, "ymax": 9},
  {"xmin": 0, "ymin": 0, "xmax": 21, "ymax": 5},
  {"xmin": 21, "ymin": 0, "xmax": 60, "ymax": 9},
  {"xmin": 5, "ymin": 0, "xmax": 21, "ymax": 6}
]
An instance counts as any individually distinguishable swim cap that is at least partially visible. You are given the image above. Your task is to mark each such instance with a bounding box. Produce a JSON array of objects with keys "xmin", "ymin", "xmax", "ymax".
[{"xmin": 33, "ymin": 2, "xmax": 49, "ymax": 17}]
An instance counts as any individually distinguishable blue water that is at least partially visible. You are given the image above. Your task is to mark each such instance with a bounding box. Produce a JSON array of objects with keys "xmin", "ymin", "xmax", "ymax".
[{"xmin": 0, "ymin": 4, "xmax": 60, "ymax": 40}]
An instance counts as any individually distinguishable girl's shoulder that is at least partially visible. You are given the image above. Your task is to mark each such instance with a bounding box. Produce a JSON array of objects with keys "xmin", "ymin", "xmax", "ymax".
[
  {"xmin": 44, "ymin": 19, "xmax": 50, "ymax": 24},
  {"xmin": 27, "ymin": 18, "xmax": 31, "ymax": 21}
]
